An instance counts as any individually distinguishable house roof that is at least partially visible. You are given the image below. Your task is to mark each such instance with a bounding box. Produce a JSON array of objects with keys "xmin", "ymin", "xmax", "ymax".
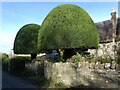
[{"xmin": 95, "ymin": 17, "xmax": 120, "ymax": 43}]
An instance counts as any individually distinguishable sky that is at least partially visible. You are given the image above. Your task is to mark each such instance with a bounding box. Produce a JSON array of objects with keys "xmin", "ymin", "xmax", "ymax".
[{"xmin": 0, "ymin": 2, "xmax": 119, "ymax": 54}]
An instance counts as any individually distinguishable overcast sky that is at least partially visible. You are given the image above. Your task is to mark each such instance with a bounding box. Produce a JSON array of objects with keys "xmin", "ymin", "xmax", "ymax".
[{"xmin": 1, "ymin": 2, "xmax": 118, "ymax": 54}]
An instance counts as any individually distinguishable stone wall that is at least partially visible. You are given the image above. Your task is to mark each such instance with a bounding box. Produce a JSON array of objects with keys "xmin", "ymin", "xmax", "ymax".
[
  {"xmin": 87, "ymin": 17, "xmax": 120, "ymax": 59},
  {"xmin": 44, "ymin": 61, "xmax": 120, "ymax": 88},
  {"xmin": 88, "ymin": 41, "xmax": 120, "ymax": 59},
  {"xmin": 25, "ymin": 60, "xmax": 120, "ymax": 88},
  {"xmin": 43, "ymin": 61, "xmax": 120, "ymax": 88},
  {"xmin": 25, "ymin": 60, "xmax": 44, "ymax": 75}
]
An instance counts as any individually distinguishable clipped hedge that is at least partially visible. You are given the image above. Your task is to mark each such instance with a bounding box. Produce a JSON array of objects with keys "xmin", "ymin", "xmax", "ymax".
[
  {"xmin": 14, "ymin": 24, "xmax": 40, "ymax": 54},
  {"xmin": 9, "ymin": 57, "xmax": 26, "ymax": 74},
  {"xmin": 2, "ymin": 56, "xmax": 31, "ymax": 75},
  {"xmin": 2, "ymin": 58, "xmax": 10, "ymax": 72},
  {"xmin": 40, "ymin": 4, "xmax": 99, "ymax": 50}
]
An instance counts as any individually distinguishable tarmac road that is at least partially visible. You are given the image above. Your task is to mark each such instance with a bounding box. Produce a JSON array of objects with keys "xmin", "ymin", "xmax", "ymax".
[{"xmin": 2, "ymin": 71, "xmax": 39, "ymax": 89}]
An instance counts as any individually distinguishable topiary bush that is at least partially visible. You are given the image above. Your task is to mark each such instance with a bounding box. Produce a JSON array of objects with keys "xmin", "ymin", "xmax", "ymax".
[
  {"xmin": 39, "ymin": 4, "xmax": 99, "ymax": 60},
  {"xmin": 13, "ymin": 24, "xmax": 40, "ymax": 60},
  {"xmin": 40, "ymin": 4, "xmax": 99, "ymax": 50}
]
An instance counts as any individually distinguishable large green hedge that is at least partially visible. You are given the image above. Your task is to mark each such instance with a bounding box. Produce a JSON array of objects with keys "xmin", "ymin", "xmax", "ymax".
[
  {"xmin": 14, "ymin": 24, "xmax": 40, "ymax": 54},
  {"xmin": 9, "ymin": 57, "xmax": 25, "ymax": 74},
  {"xmin": 39, "ymin": 4, "xmax": 99, "ymax": 50}
]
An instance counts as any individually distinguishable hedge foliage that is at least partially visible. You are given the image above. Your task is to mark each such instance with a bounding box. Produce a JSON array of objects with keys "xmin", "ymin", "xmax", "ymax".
[
  {"xmin": 9, "ymin": 57, "xmax": 25, "ymax": 74},
  {"xmin": 39, "ymin": 4, "xmax": 99, "ymax": 50},
  {"xmin": 2, "ymin": 58, "xmax": 10, "ymax": 71},
  {"xmin": 14, "ymin": 24, "xmax": 40, "ymax": 54},
  {"xmin": 2, "ymin": 56, "xmax": 30, "ymax": 74}
]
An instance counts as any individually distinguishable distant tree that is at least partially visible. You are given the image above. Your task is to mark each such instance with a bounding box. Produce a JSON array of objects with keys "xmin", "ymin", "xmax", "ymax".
[
  {"xmin": 13, "ymin": 24, "xmax": 40, "ymax": 60},
  {"xmin": 2, "ymin": 53, "xmax": 9, "ymax": 60},
  {"xmin": 39, "ymin": 4, "xmax": 99, "ymax": 60}
]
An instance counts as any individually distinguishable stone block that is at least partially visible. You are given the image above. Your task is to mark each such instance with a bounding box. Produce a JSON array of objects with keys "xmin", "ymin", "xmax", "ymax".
[
  {"xmin": 89, "ymin": 62, "xmax": 95, "ymax": 69},
  {"xmin": 95, "ymin": 62, "xmax": 101, "ymax": 69},
  {"xmin": 80, "ymin": 61, "xmax": 86, "ymax": 68},
  {"xmin": 78, "ymin": 62, "xmax": 81, "ymax": 68},
  {"xmin": 110, "ymin": 60, "xmax": 117, "ymax": 69},
  {"xmin": 116, "ymin": 64, "xmax": 120, "ymax": 71},
  {"xmin": 99, "ymin": 63, "xmax": 105, "ymax": 69},
  {"xmin": 85, "ymin": 61, "xmax": 89, "ymax": 68},
  {"xmin": 105, "ymin": 63, "xmax": 111, "ymax": 69}
]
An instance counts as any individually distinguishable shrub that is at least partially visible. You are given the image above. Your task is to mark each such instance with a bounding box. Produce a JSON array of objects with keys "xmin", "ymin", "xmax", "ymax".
[
  {"xmin": 15, "ymin": 56, "xmax": 31, "ymax": 63},
  {"xmin": 71, "ymin": 53, "xmax": 85, "ymax": 63},
  {"xmin": 55, "ymin": 82, "xmax": 66, "ymax": 88},
  {"xmin": 84, "ymin": 54, "xmax": 94, "ymax": 60},
  {"xmin": 2, "ymin": 58, "xmax": 10, "ymax": 72},
  {"xmin": 40, "ymin": 4, "xmax": 99, "ymax": 50},
  {"xmin": 9, "ymin": 57, "xmax": 25, "ymax": 74},
  {"xmin": 90, "ymin": 57, "xmax": 98, "ymax": 63},
  {"xmin": 39, "ymin": 4, "xmax": 99, "ymax": 60},
  {"xmin": 91, "ymin": 56, "xmax": 111, "ymax": 63},
  {"xmin": 13, "ymin": 24, "xmax": 40, "ymax": 60}
]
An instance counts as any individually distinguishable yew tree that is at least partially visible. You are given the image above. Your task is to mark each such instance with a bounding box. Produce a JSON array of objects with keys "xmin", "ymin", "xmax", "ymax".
[
  {"xmin": 14, "ymin": 24, "xmax": 40, "ymax": 60},
  {"xmin": 39, "ymin": 4, "xmax": 99, "ymax": 60}
]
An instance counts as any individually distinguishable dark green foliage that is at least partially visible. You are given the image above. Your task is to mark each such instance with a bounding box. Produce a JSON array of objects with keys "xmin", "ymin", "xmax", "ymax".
[
  {"xmin": 2, "ymin": 58, "xmax": 10, "ymax": 71},
  {"xmin": 9, "ymin": 57, "xmax": 25, "ymax": 74},
  {"xmin": 40, "ymin": 4, "xmax": 99, "ymax": 50},
  {"xmin": 2, "ymin": 56, "xmax": 31, "ymax": 75},
  {"xmin": 14, "ymin": 24, "xmax": 40, "ymax": 55},
  {"xmin": 15, "ymin": 56, "xmax": 31, "ymax": 63}
]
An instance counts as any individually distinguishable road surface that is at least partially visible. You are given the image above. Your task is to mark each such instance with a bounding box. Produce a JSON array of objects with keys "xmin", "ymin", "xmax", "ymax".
[{"xmin": 2, "ymin": 71, "xmax": 39, "ymax": 89}]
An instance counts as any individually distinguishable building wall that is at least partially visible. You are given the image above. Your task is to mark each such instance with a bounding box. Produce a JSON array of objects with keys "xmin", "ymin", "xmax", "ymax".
[
  {"xmin": 90, "ymin": 16, "xmax": 120, "ymax": 59},
  {"xmin": 95, "ymin": 17, "xmax": 120, "ymax": 43}
]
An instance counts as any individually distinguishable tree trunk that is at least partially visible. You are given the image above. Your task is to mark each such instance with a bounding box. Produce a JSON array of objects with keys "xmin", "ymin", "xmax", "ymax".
[{"xmin": 31, "ymin": 54, "xmax": 37, "ymax": 60}]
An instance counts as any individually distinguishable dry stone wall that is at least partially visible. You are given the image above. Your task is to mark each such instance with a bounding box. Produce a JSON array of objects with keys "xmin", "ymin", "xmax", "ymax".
[
  {"xmin": 88, "ymin": 41, "xmax": 120, "ymax": 59},
  {"xmin": 25, "ymin": 60, "xmax": 120, "ymax": 88},
  {"xmin": 44, "ymin": 61, "xmax": 120, "ymax": 88}
]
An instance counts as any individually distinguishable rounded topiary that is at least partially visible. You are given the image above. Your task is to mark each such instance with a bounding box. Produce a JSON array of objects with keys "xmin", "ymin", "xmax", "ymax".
[
  {"xmin": 39, "ymin": 4, "xmax": 99, "ymax": 50},
  {"xmin": 14, "ymin": 24, "xmax": 40, "ymax": 60}
]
